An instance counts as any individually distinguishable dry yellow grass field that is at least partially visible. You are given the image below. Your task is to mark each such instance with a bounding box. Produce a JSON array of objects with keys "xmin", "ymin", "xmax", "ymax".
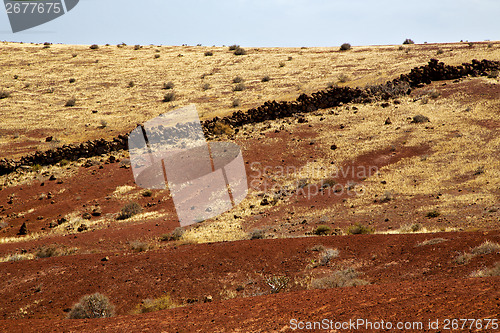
[{"xmin": 1, "ymin": 41, "xmax": 499, "ymax": 160}]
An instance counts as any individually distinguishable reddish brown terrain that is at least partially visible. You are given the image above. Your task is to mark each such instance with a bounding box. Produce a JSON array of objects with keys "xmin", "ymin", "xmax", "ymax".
[{"xmin": 1, "ymin": 42, "xmax": 500, "ymax": 332}]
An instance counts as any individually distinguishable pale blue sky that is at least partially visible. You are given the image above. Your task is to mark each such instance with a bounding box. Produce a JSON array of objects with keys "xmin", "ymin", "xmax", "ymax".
[{"xmin": 0, "ymin": 0, "xmax": 498, "ymax": 46}]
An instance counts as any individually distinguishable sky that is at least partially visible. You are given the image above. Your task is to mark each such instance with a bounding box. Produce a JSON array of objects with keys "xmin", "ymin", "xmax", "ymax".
[{"xmin": 0, "ymin": 0, "xmax": 499, "ymax": 47}]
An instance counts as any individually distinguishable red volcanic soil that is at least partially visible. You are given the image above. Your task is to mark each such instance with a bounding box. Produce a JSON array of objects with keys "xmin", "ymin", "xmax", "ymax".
[{"xmin": 0, "ymin": 231, "xmax": 499, "ymax": 331}]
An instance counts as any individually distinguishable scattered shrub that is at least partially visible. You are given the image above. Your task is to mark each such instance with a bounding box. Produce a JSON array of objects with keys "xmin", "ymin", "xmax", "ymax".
[
  {"xmin": 314, "ymin": 225, "xmax": 332, "ymax": 236},
  {"xmin": 162, "ymin": 81, "xmax": 174, "ymax": 90},
  {"xmin": 100, "ymin": 120, "xmax": 108, "ymax": 128},
  {"xmin": 261, "ymin": 75, "xmax": 271, "ymax": 82},
  {"xmin": 233, "ymin": 83, "xmax": 246, "ymax": 91},
  {"xmin": 412, "ymin": 115, "xmax": 430, "ymax": 123},
  {"xmin": 487, "ymin": 43, "xmax": 494, "ymax": 48},
  {"xmin": 471, "ymin": 262, "xmax": 500, "ymax": 277},
  {"xmin": 68, "ymin": 293, "xmax": 115, "ymax": 319},
  {"xmin": 318, "ymin": 248, "xmax": 339, "ymax": 266},
  {"xmin": 471, "ymin": 240, "xmax": 500, "ymax": 256},
  {"xmin": 136, "ymin": 295, "xmax": 179, "ymax": 313},
  {"xmin": 347, "ymin": 223, "xmax": 373, "ymax": 235},
  {"xmin": 154, "ymin": 54, "xmax": 160, "ymax": 59},
  {"xmin": 35, "ymin": 245, "xmax": 60, "ymax": 258},
  {"xmin": 212, "ymin": 122, "xmax": 234, "ymax": 136},
  {"xmin": 398, "ymin": 46, "xmax": 404, "ymax": 51},
  {"xmin": 311, "ymin": 268, "xmax": 368, "ymax": 289},
  {"xmin": 89, "ymin": 44, "xmax": 99, "ymax": 50},
  {"xmin": 232, "ymin": 99, "xmax": 241, "ymax": 108},
  {"xmin": 488, "ymin": 70, "xmax": 499, "ymax": 79},
  {"xmin": 201, "ymin": 83, "xmax": 211, "ymax": 91},
  {"xmin": 403, "ymin": 39, "xmax": 415, "ymax": 45},
  {"xmin": 65, "ymin": 98, "xmax": 76, "ymax": 107},
  {"xmin": 337, "ymin": 73, "xmax": 349, "ymax": 83},
  {"xmin": 265, "ymin": 276, "xmax": 289, "ymax": 293},
  {"xmin": 162, "ymin": 92, "xmax": 176, "ymax": 102},
  {"xmin": 160, "ymin": 227, "xmax": 184, "ymax": 241},
  {"xmin": 340, "ymin": 43, "xmax": 351, "ymax": 51},
  {"xmin": 287, "ymin": 56, "xmax": 293, "ymax": 61},
  {"xmin": 436, "ymin": 49, "xmax": 444, "ymax": 55},
  {"xmin": 134, "ymin": 44, "xmax": 142, "ymax": 50},
  {"xmin": 117, "ymin": 202, "xmax": 142, "ymax": 220},
  {"xmin": 69, "ymin": 78, "xmax": 76, "ymax": 83},
  {"xmin": 426, "ymin": 210, "xmax": 440, "ymax": 218},
  {"xmin": 129, "ymin": 240, "xmax": 150, "ymax": 253},
  {"xmin": 249, "ymin": 229, "xmax": 265, "ymax": 239},
  {"xmin": 232, "ymin": 76, "xmax": 243, "ymax": 83},
  {"xmin": 142, "ymin": 189, "xmax": 153, "ymax": 197},
  {"xmin": 0, "ymin": 91, "xmax": 11, "ymax": 99},
  {"xmin": 428, "ymin": 89, "xmax": 440, "ymax": 99},
  {"xmin": 321, "ymin": 178, "xmax": 336, "ymax": 188},
  {"xmin": 233, "ymin": 47, "xmax": 247, "ymax": 55},
  {"xmin": 416, "ymin": 238, "xmax": 448, "ymax": 247},
  {"xmin": 454, "ymin": 241, "xmax": 500, "ymax": 264},
  {"xmin": 278, "ymin": 62, "xmax": 286, "ymax": 68},
  {"xmin": 228, "ymin": 44, "xmax": 240, "ymax": 51},
  {"xmin": 204, "ymin": 51, "xmax": 213, "ymax": 56},
  {"xmin": 128, "ymin": 81, "xmax": 135, "ymax": 88}
]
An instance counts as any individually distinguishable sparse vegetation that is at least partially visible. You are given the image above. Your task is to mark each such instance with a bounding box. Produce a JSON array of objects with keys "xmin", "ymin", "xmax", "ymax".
[
  {"xmin": 142, "ymin": 189, "xmax": 153, "ymax": 197},
  {"xmin": 233, "ymin": 83, "xmax": 246, "ymax": 91},
  {"xmin": 162, "ymin": 81, "xmax": 175, "ymax": 90},
  {"xmin": 412, "ymin": 115, "xmax": 430, "ymax": 123},
  {"xmin": 314, "ymin": 225, "xmax": 331, "ymax": 236},
  {"xmin": 128, "ymin": 81, "xmax": 135, "ymax": 88},
  {"xmin": 89, "ymin": 44, "xmax": 99, "ymax": 50},
  {"xmin": 403, "ymin": 39, "xmax": 415, "ymax": 45},
  {"xmin": 134, "ymin": 45, "xmax": 142, "ymax": 50},
  {"xmin": 0, "ymin": 91, "xmax": 11, "ymax": 99},
  {"xmin": 202, "ymin": 83, "xmax": 211, "ymax": 91},
  {"xmin": 65, "ymin": 98, "xmax": 76, "ymax": 107},
  {"xmin": 228, "ymin": 45, "xmax": 239, "ymax": 51},
  {"xmin": 455, "ymin": 241, "xmax": 500, "ymax": 264},
  {"xmin": 261, "ymin": 75, "xmax": 271, "ymax": 82},
  {"xmin": 278, "ymin": 62, "xmax": 286, "ymax": 68},
  {"xmin": 136, "ymin": 295, "xmax": 179, "ymax": 313},
  {"xmin": 318, "ymin": 248, "xmax": 339, "ymax": 266},
  {"xmin": 426, "ymin": 210, "xmax": 440, "ymax": 218},
  {"xmin": 232, "ymin": 76, "xmax": 243, "ymax": 83},
  {"xmin": 154, "ymin": 54, "xmax": 160, "ymax": 59},
  {"xmin": 470, "ymin": 262, "xmax": 500, "ymax": 277},
  {"xmin": 162, "ymin": 92, "xmax": 176, "ymax": 102},
  {"xmin": 117, "ymin": 202, "xmax": 142, "ymax": 220},
  {"xmin": 249, "ymin": 229, "xmax": 265, "ymax": 239},
  {"xmin": 488, "ymin": 70, "xmax": 499, "ymax": 78},
  {"xmin": 416, "ymin": 238, "xmax": 448, "ymax": 247},
  {"xmin": 347, "ymin": 223, "xmax": 374, "ymax": 235},
  {"xmin": 129, "ymin": 240, "xmax": 150, "ymax": 253},
  {"xmin": 340, "ymin": 43, "xmax": 351, "ymax": 51},
  {"xmin": 69, "ymin": 78, "xmax": 76, "ymax": 83},
  {"xmin": 337, "ymin": 73, "xmax": 349, "ymax": 83},
  {"xmin": 265, "ymin": 275, "xmax": 289, "ymax": 293},
  {"xmin": 232, "ymin": 98, "xmax": 241, "ymax": 108},
  {"xmin": 311, "ymin": 268, "xmax": 368, "ymax": 289},
  {"xmin": 212, "ymin": 122, "xmax": 234, "ymax": 136},
  {"xmin": 68, "ymin": 293, "xmax": 115, "ymax": 319},
  {"xmin": 233, "ymin": 47, "xmax": 247, "ymax": 56},
  {"xmin": 160, "ymin": 227, "xmax": 184, "ymax": 241},
  {"xmin": 204, "ymin": 51, "xmax": 213, "ymax": 56},
  {"xmin": 436, "ymin": 49, "xmax": 444, "ymax": 55}
]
